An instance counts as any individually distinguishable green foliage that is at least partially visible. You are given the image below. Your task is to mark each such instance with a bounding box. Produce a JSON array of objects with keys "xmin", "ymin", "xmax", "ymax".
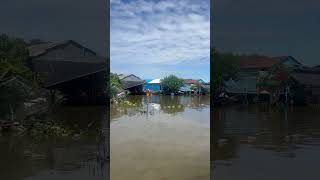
[
  {"xmin": 0, "ymin": 80, "xmax": 30, "ymax": 116},
  {"xmin": 110, "ymin": 73, "xmax": 123, "ymax": 98},
  {"xmin": 0, "ymin": 34, "xmax": 32, "ymax": 80},
  {"xmin": 160, "ymin": 75, "xmax": 184, "ymax": 94},
  {"xmin": 29, "ymin": 121, "xmax": 75, "ymax": 141},
  {"xmin": 211, "ymin": 48, "xmax": 240, "ymax": 93},
  {"xmin": 0, "ymin": 34, "xmax": 35, "ymax": 116}
]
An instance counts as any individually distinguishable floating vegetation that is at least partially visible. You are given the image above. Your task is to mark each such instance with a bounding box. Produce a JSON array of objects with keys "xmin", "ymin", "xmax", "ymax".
[
  {"xmin": 117, "ymin": 100, "xmax": 137, "ymax": 107},
  {"xmin": 29, "ymin": 121, "xmax": 76, "ymax": 141}
]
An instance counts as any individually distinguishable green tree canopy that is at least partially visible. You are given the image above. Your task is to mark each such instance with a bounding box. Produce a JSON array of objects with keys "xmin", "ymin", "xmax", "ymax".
[
  {"xmin": 160, "ymin": 75, "xmax": 184, "ymax": 94},
  {"xmin": 0, "ymin": 34, "xmax": 32, "ymax": 80},
  {"xmin": 0, "ymin": 34, "xmax": 34, "ymax": 117},
  {"xmin": 110, "ymin": 73, "xmax": 123, "ymax": 98},
  {"xmin": 211, "ymin": 48, "xmax": 240, "ymax": 93}
]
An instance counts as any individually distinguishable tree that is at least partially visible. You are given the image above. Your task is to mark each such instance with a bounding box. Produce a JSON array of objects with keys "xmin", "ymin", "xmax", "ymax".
[
  {"xmin": 0, "ymin": 34, "xmax": 34, "ymax": 118},
  {"xmin": 110, "ymin": 73, "xmax": 123, "ymax": 98},
  {"xmin": 160, "ymin": 75, "xmax": 184, "ymax": 94},
  {"xmin": 211, "ymin": 48, "xmax": 240, "ymax": 97},
  {"xmin": 0, "ymin": 34, "xmax": 32, "ymax": 80}
]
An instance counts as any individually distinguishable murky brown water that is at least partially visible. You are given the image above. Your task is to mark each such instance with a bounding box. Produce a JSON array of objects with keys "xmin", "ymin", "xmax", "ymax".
[
  {"xmin": 0, "ymin": 106, "xmax": 109, "ymax": 180},
  {"xmin": 111, "ymin": 95, "xmax": 210, "ymax": 180},
  {"xmin": 212, "ymin": 104, "xmax": 320, "ymax": 180}
]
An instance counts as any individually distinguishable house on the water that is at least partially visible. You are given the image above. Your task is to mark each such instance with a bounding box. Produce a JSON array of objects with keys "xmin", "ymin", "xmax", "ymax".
[
  {"xmin": 291, "ymin": 67, "xmax": 320, "ymax": 104},
  {"xmin": 200, "ymin": 83, "xmax": 210, "ymax": 94},
  {"xmin": 118, "ymin": 74, "xmax": 145, "ymax": 94},
  {"xmin": 180, "ymin": 79, "xmax": 208, "ymax": 94},
  {"xmin": 27, "ymin": 40, "xmax": 108, "ymax": 104},
  {"xmin": 224, "ymin": 55, "xmax": 302, "ymax": 98},
  {"xmin": 143, "ymin": 79, "xmax": 161, "ymax": 93}
]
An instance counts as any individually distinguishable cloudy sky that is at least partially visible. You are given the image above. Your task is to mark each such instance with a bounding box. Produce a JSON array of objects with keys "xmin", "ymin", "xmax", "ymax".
[
  {"xmin": 0, "ymin": 0, "xmax": 108, "ymax": 57},
  {"xmin": 111, "ymin": 0, "xmax": 210, "ymax": 81},
  {"xmin": 212, "ymin": 0, "xmax": 320, "ymax": 66}
]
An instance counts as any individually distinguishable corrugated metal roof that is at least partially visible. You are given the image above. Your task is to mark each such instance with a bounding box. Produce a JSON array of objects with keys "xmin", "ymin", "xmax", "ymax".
[
  {"xmin": 32, "ymin": 58, "xmax": 107, "ymax": 88},
  {"xmin": 148, "ymin": 79, "xmax": 161, "ymax": 84},
  {"xmin": 28, "ymin": 40, "xmax": 106, "ymax": 88},
  {"xmin": 180, "ymin": 84, "xmax": 191, "ymax": 92},
  {"xmin": 28, "ymin": 40, "xmax": 96, "ymax": 57},
  {"xmin": 184, "ymin": 79, "xmax": 201, "ymax": 84},
  {"xmin": 33, "ymin": 56, "xmax": 106, "ymax": 63},
  {"xmin": 118, "ymin": 74, "xmax": 145, "ymax": 89},
  {"xmin": 236, "ymin": 55, "xmax": 302, "ymax": 70},
  {"xmin": 120, "ymin": 80, "xmax": 145, "ymax": 90},
  {"xmin": 225, "ymin": 78, "xmax": 257, "ymax": 94},
  {"xmin": 237, "ymin": 56, "xmax": 280, "ymax": 69}
]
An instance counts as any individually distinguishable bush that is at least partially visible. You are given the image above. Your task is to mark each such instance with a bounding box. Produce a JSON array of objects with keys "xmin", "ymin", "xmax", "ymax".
[
  {"xmin": 0, "ymin": 34, "xmax": 32, "ymax": 80},
  {"xmin": 0, "ymin": 34, "xmax": 35, "ymax": 117},
  {"xmin": 160, "ymin": 75, "xmax": 184, "ymax": 94},
  {"xmin": 110, "ymin": 73, "xmax": 123, "ymax": 98}
]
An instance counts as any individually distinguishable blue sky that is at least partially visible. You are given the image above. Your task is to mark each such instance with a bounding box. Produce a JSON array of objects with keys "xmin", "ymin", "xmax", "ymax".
[
  {"xmin": 213, "ymin": 0, "xmax": 320, "ymax": 66},
  {"xmin": 111, "ymin": 0, "xmax": 210, "ymax": 82}
]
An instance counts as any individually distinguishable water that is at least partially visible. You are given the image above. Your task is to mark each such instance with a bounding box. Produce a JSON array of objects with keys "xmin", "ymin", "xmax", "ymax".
[
  {"xmin": 212, "ymin": 104, "xmax": 320, "ymax": 180},
  {"xmin": 0, "ymin": 106, "xmax": 109, "ymax": 180},
  {"xmin": 111, "ymin": 95, "xmax": 210, "ymax": 180}
]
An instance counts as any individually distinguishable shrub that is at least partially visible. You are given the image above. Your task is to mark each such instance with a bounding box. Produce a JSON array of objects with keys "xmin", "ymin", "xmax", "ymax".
[{"xmin": 160, "ymin": 75, "xmax": 184, "ymax": 94}]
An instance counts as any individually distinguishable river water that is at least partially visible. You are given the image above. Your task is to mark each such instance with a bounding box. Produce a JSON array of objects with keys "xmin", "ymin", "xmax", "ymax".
[
  {"xmin": 111, "ymin": 95, "xmax": 210, "ymax": 180},
  {"xmin": 212, "ymin": 104, "xmax": 320, "ymax": 180},
  {"xmin": 0, "ymin": 106, "xmax": 109, "ymax": 180}
]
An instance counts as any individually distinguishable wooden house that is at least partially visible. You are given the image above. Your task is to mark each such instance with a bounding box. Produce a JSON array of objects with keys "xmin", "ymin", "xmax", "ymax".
[
  {"xmin": 292, "ymin": 68, "xmax": 320, "ymax": 104},
  {"xmin": 180, "ymin": 79, "xmax": 207, "ymax": 94},
  {"xmin": 27, "ymin": 40, "xmax": 108, "ymax": 104},
  {"xmin": 118, "ymin": 74, "xmax": 145, "ymax": 94},
  {"xmin": 224, "ymin": 55, "xmax": 301, "ymax": 96}
]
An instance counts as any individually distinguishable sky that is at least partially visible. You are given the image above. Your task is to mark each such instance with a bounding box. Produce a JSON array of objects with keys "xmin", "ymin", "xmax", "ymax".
[
  {"xmin": 111, "ymin": 0, "xmax": 210, "ymax": 82},
  {"xmin": 212, "ymin": 0, "xmax": 320, "ymax": 66},
  {"xmin": 0, "ymin": 0, "xmax": 109, "ymax": 57}
]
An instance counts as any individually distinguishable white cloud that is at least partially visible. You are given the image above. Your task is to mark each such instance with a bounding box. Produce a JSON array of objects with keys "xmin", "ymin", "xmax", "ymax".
[{"xmin": 111, "ymin": 0, "xmax": 210, "ymax": 78}]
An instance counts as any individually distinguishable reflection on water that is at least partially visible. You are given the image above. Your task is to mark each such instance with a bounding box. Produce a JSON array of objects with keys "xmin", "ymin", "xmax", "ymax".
[
  {"xmin": 111, "ymin": 95, "xmax": 210, "ymax": 180},
  {"xmin": 212, "ymin": 104, "xmax": 320, "ymax": 180},
  {"xmin": 0, "ymin": 106, "xmax": 109, "ymax": 180}
]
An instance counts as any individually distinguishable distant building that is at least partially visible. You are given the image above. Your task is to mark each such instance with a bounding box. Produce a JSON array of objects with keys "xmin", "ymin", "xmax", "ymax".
[
  {"xmin": 224, "ymin": 55, "xmax": 302, "ymax": 95},
  {"xmin": 180, "ymin": 79, "xmax": 208, "ymax": 94},
  {"xmin": 143, "ymin": 79, "xmax": 161, "ymax": 92},
  {"xmin": 118, "ymin": 74, "xmax": 145, "ymax": 94},
  {"xmin": 291, "ymin": 68, "xmax": 320, "ymax": 104},
  {"xmin": 201, "ymin": 83, "xmax": 210, "ymax": 94}
]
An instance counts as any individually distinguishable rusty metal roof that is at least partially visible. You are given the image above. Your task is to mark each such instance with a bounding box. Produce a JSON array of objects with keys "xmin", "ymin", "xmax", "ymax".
[{"xmin": 237, "ymin": 56, "xmax": 280, "ymax": 69}]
